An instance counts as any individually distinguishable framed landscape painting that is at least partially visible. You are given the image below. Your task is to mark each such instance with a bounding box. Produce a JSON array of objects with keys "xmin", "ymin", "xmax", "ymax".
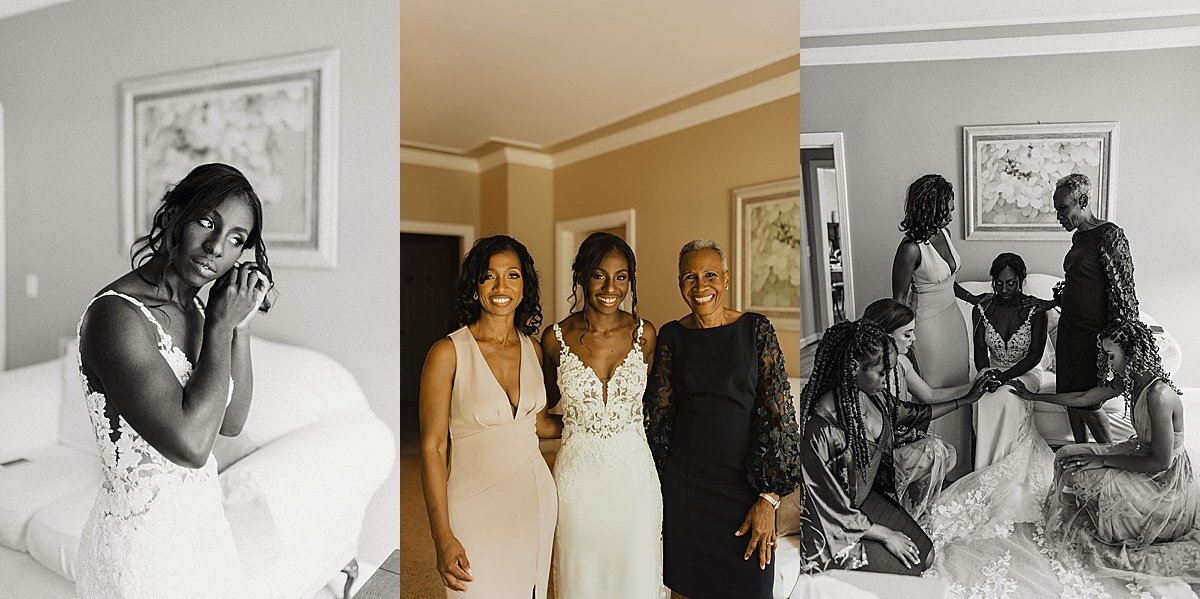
[
  {"xmin": 732, "ymin": 178, "xmax": 801, "ymax": 330},
  {"xmin": 120, "ymin": 48, "xmax": 340, "ymax": 267},
  {"xmin": 963, "ymin": 122, "xmax": 1118, "ymax": 240}
]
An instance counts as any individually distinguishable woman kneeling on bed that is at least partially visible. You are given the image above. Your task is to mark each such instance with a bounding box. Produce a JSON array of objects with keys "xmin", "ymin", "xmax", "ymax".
[{"xmin": 798, "ymin": 319, "xmax": 991, "ymax": 575}]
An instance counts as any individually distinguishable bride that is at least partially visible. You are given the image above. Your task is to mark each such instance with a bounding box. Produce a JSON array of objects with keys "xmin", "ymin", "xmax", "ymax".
[
  {"xmin": 75, "ymin": 164, "xmax": 273, "ymax": 598},
  {"xmin": 541, "ymin": 232, "xmax": 662, "ymax": 598},
  {"xmin": 927, "ymin": 254, "xmax": 1197, "ymax": 598}
]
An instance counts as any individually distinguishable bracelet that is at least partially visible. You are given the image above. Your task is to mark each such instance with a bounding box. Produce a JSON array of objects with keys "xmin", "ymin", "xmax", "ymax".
[
  {"xmin": 759, "ymin": 493, "xmax": 780, "ymax": 510},
  {"xmin": 953, "ymin": 398, "xmax": 960, "ymax": 410}
]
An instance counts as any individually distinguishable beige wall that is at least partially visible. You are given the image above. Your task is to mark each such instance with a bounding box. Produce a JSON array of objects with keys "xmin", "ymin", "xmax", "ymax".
[
  {"xmin": 400, "ymin": 163, "xmax": 480, "ymax": 228},
  {"xmin": 801, "ymin": 47, "xmax": 1200, "ymax": 386},
  {"xmin": 555, "ymin": 96, "xmax": 802, "ymax": 377},
  {"xmin": 0, "ymin": 0, "xmax": 399, "ymax": 564},
  {"xmin": 504, "ymin": 164, "xmax": 555, "ymax": 324},
  {"xmin": 479, "ymin": 166, "xmax": 508, "ymax": 237}
]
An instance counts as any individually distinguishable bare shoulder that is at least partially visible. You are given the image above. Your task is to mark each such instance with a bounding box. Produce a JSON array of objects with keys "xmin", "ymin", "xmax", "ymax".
[
  {"xmin": 424, "ymin": 337, "xmax": 457, "ymax": 374},
  {"xmin": 897, "ymin": 353, "xmax": 914, "ymax": 373},
  {"xmin": 1146, "ymin": 380, "xmax": 1182, "ymax": 411},
  {"xmin": 79, "ymin": 294, "xmax": 157, "ymax": 354},
  {"xmin": 639, "ymin": 317, "xmax": 658, "ymax": 342},
  {"xmin": 895, "ymin": 237, "xmax": 920, "ymax": 257}
]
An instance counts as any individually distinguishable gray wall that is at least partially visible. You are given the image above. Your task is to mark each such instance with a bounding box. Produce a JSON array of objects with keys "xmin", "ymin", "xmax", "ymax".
[
  {"xmin": 802, "ymin": 47, "xmax": 1200, "ymax": 386},
  {"xmin": 0, "ymin": 0, "xmax": 399, "ymax": 563}
]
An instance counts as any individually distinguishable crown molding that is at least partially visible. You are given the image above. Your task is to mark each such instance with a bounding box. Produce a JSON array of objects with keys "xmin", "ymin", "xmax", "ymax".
[
  {"xmin": 404, "ymin": 68, "xmax": 798, "ymax": 172},
  {"xmin": 800, "ymin": 10, "xmax": 1200, "ymax": 38},
  {"xmin": 553, "ymin": 71, "xmax": 798, "ymax": 167},
  {"xmin": 477, "ymin": 147, "xmax": 554, "ymax": 171},
  {"xmin": 801, "ymin": 25, "xmax": 1200, "ymax": 66},
  {"xmin": 400, "ymin": 146, "xmax": 479, "ymax": 173}
]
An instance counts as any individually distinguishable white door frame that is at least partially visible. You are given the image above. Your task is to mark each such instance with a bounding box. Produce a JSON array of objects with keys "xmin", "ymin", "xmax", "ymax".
[
  {"xmin": 399, "ymin": 220, "xmax": 476, "ymax": 258},
  {"xmin": 554, "ymin": 209, "xmax": 635, "ymax": 322},
  {"xmin": 801, "ymin": 132, "xmax": 855, "ymax": 328},
  {"xmin": 0, "ymin": 105, "xmax": 7, "ymax": 370}
]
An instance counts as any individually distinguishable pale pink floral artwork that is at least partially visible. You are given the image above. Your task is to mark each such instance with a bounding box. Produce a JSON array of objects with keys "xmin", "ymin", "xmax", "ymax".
[
  {"xmin": 747, "ymin": 197, "xmax": 801, "ymax": 310},
  {"xmin": 975, "ymin": 139, "xmax": 1102, "ymax": 227},
  {"xmin": 134, "ymin": 79, "xmax": 314, "ymax": 240}
]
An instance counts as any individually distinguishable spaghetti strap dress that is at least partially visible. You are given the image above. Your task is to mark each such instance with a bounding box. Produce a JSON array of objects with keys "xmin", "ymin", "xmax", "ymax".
[{"xmin": 445, "ymin": 326, "xmax": 557, "ymax": 598}]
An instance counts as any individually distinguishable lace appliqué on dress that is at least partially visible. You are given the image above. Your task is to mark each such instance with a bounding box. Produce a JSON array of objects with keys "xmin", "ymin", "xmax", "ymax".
[{"xmin": 553, "ymin": 322, "xmax": 658, "ymax": 495}]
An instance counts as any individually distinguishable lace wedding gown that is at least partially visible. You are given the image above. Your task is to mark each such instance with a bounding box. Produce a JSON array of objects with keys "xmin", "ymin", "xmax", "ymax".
[
  {"xmin": 551, "ymin": 321, "xmax": 664, "ymax": 599},
  {"xmin": 74, "ymin": 291, "xmax": 244, "ymax": 598},
  {"xmin": 926, "ymin": 313, "xmax": 1199, "ymax": 598}
]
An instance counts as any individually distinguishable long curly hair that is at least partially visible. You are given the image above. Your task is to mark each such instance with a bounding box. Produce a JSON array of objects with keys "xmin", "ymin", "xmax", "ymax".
[
  {"xmin": 898, "ymin": 174, "xmax": 954, "ymax": 243},
  {"xmin": 568, "ymin": 232, "xmax": 640, "ymax": 348},
  {"xmin": 1097, "ymin": 319, "xmax": 1182, "ymax": 416},
  {"xmin": 454, "ymin": 235, "xmax": 543, "ymax": 336},
  {"xmin": 133, "ymin": 163, "xmax": 273, "ymax": 312}
]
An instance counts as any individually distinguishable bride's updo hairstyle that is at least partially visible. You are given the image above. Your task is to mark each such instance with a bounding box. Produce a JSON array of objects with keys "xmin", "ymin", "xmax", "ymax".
[{"xmin": 133, "ymin": 163, "xmax": 273, "ymax": 312}]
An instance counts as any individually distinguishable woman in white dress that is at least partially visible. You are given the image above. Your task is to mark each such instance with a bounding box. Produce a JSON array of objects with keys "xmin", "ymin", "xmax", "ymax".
[
  {"xmin": 970, "ymin": 253, "xmax": 1049, "ymax": 470},
  {"xmin": 75, "ymin": 164, "xmax": 274, "ymax": 598},
  {"xmin": 928, "ymin": 252, "xmax": 1052, "ymax": 543},
  {"xmin": 541, "ymin": 232, "xmax": 662, "ymax": 598}
]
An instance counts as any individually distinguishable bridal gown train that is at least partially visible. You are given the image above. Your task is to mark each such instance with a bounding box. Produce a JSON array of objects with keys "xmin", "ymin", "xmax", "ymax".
[
  {"xmin": 551, "ymin": 321, "xmax": 663, "ymax": 599},
  {"xmin": 75, "ymin": 291, "xmax": 245, "ymax": 599}
]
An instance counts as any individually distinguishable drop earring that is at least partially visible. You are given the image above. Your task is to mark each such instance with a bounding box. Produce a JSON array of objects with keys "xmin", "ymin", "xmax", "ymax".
[{"xmin": 472, "ymin": 292, "xmax": 479, "ymax": 301}]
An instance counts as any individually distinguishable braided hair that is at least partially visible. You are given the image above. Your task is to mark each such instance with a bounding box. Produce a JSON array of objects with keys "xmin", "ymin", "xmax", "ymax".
[
  {"xmin": 568, "ymin": 232, "xmax": 640, "ymax": 350},
  {"xmin": 898, "ymin": 174, "xmax": 954, "ymax": 243},
  {"xmin": 799, "ymin": 320, "xmax": 897, "ymax": 475},
  {"xmin": 1097, "ymin": 319, "xmax": 1182, "ymax": 417}
]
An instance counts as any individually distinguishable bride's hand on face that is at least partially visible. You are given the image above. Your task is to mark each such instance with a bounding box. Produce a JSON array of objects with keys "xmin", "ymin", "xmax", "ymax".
[{"xmin": 209, "ymin": 263, "xmax": 271, "ymax": 332}]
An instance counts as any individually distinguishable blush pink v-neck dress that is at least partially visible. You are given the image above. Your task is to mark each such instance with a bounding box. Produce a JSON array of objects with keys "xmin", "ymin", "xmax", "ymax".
[{"xmin": 444, "ymin": 326, "xmax": 557, "ymax": 598}]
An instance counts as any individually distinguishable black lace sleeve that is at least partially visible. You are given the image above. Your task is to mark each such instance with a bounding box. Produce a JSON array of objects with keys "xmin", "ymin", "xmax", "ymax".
[
  {"xmin": 745, "ymin": 314, "xmax": 804, "ymax": 496},
  {"xmin": 1099, "ymin": 223, "xmax": 1139, "ymax": 323},
  {"xmin": 644, "ymin": 325, "xmax": 675, "ymax": 471}
]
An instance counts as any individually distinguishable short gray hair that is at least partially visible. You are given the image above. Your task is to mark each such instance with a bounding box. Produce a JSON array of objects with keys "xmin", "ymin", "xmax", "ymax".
[
  {"xmin": 1055, "ymin": 173, "xmax": 1091, "ymax": 206},
  {"xmin": 678, "ymin": 239, "xmax": 728, "ymax": 272}
]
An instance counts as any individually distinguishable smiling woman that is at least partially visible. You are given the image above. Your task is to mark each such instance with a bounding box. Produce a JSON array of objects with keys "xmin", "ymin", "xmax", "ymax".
[
  {"xmin": 75, "ymin": 162, "xmax": 274, "ymax": 598},
  {"xmin": 418, "ymin": 235, "xmax": 562, "ymax": 598},
  {"xmin": 645, "ymin": 239, "xmax": 803, "ymax": 599}
]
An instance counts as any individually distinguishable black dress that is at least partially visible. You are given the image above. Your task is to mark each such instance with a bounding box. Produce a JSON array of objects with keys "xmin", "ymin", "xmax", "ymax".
[
  {"xmin": 644, "ymin": 313, "xmax": 802, "ymax": 599},
  {"xmin": 1057, "ymin": 222, "xmax": 1139, "ymax": 400}
]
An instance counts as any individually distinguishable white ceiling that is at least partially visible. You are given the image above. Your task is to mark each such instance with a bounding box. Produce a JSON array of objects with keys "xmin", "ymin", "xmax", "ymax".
[
  {"xmin": 400, "ymin": 0, "xmax": 800, "ymax": 154},
  {"xmin": 801, "ymin": 0, "xmax": 1200, "ymax": 37},
  {"xmin": 0, "ymin": 0, "xmax": 72, "ymax": 21}
]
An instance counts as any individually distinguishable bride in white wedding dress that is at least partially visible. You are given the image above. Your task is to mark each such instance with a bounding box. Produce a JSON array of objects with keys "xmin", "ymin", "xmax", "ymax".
[
  {"xmin": 75, "ymin": 164, "xmax": 273, "ymax": 599},
  {"xmin": 926, "ymin": 255, "xmax": 1197, "ymax": 599},
  {"xmin": 541, "ymin": 233, "xmax": 663, "ymax": 599}
]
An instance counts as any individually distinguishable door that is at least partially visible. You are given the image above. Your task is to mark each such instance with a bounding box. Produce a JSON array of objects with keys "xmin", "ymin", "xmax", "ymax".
[{"xmin": 400, "ymin": 233, "xmax": 460, "ymax": 409}]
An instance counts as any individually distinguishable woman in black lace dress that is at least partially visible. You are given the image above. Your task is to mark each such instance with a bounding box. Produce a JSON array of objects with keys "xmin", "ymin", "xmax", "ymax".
[
  {"xmin": 1026, "ymin": 173, "xmax": 1139, "ymax": 444},
  {"xmin": 644, "ymin": 240, "xmax": 802, "ymax": 599}
]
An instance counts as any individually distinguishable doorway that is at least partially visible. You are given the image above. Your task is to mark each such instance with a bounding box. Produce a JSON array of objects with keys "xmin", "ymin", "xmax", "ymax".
[
  {"xmin": 399, "ymin": 221, "xmax": 474, "ymax": 453},
  {"xmin": 554, "ymin": 209, "xmax": 635, "ymax": 322},
  {"xmin": 799, "ymin": 133, "xmax": 854, "ymax": 377}
]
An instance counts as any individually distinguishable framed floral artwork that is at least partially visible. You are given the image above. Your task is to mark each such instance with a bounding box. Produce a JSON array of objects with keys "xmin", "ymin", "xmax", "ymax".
[
  {"xmin": 120, "ymin": 48, "xmax": 340, "ymax": 267},
  {"xmin": 963, "ymin": 122, "xmax": 1118, "ymax": 240},
  {"xmin": 732, "ymin": 178, "xmax": 801, "ymax": 330}
]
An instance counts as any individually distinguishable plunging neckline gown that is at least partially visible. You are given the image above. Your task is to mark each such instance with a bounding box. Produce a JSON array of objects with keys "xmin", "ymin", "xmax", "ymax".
[
  {"xmin": 909, "ymin": 228, "xmax": 973, "ymax": 480},
  {"xmin": 550, "ymin": 322, "xmax": 663, "ymax": 598},
  {"xmin": 445, "ymin": 326, "xmax": 557, "ymax": 598},
  {"xmin": 75, "ymin": 291, "xmax": 245, "ymax": 598}
]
